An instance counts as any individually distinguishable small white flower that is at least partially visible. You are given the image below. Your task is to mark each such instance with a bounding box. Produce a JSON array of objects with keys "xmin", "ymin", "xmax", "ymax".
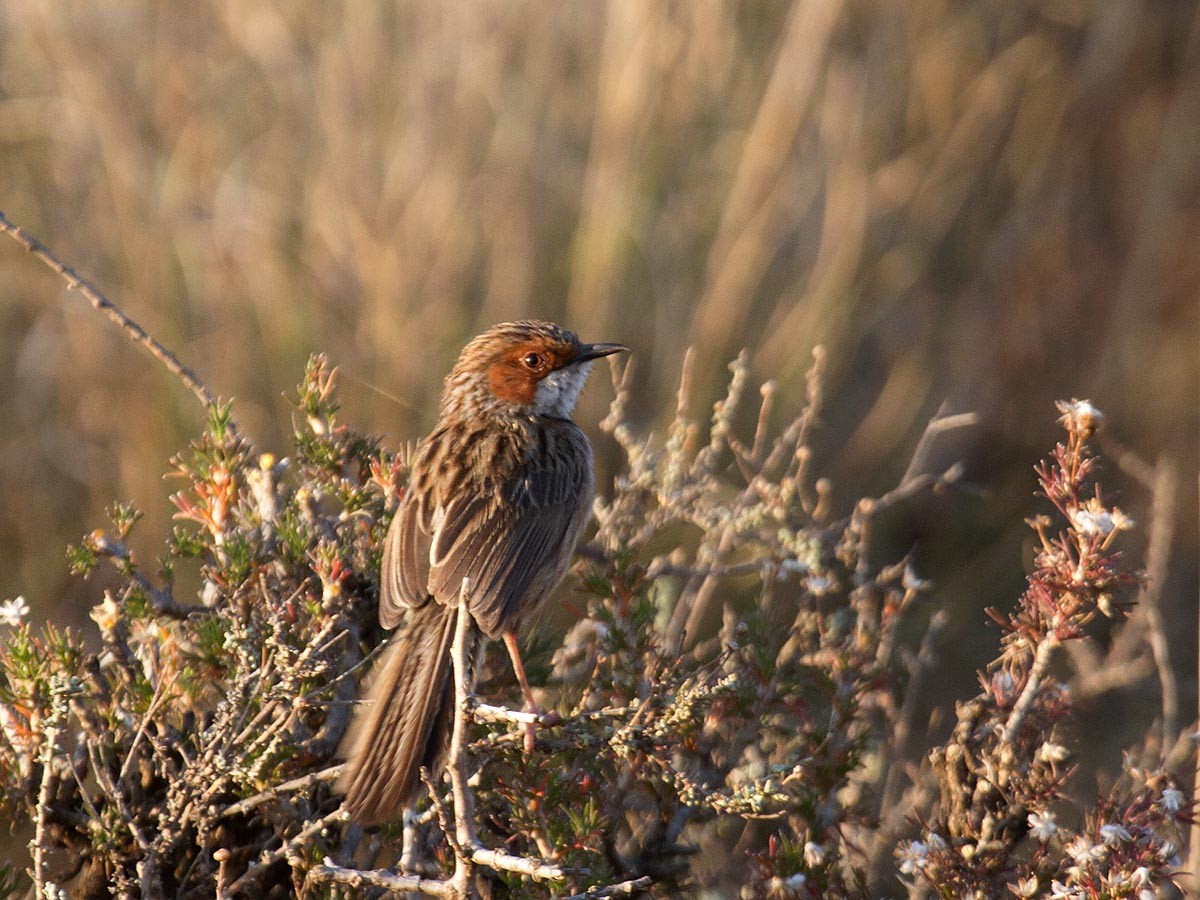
[
  {"xmin": 1048, "ymin": 880, "xmax": 1083, "ymax": 900},
  {"xmin": 1070, "ymin": 497, "xmax": 1134, "ymax": 538},
  {"xmin": 896, "ymin": 840, "xmax": 928, "ymax": 875},
  {"xmin": 1071, "ymin": 505, "xmax": 1116, "ymax": 537},
  {"xmin": 1065, "ymin": 835, "xmax": 1106, "ymax": 869},
  {"xmin": 1012, "ymin": 874, "xmax": 1039, "ymax": 898},
  {"xmin": 1056, "ymin": 399, "xmax": 1104, "ymax": 433},
  {"xmin": 1065, "ymin": 836, "xmax": 1090, "ymax": 862},
  {"xmin": 782, "ymin": 873, "xmax": 807, "ymax": 889},
  {"xmin": 1157, "ymin": 786, "xmax": 1185, "ymax": 813},
  {"xmin": 90, "ymin": 594, "xmax": 121, "ymax": 632},
  {"xmin": 1100, "ymin": 823, "xmax": 1132, "ymax": 846},
  {"xmin": 1130, "ymin": 866, "xmax": 1152, "ymax": 888},
  {"xmin": 1012, "ymin": 878, "xmax": 1041, "ymax": 897},
  {"xmin": 803, "ymin": 841, "xmax": 825, "ymax": 867},
  {"xmin": 0, "ymin": 596, "xmax": 29, "ymax": 627},
  {"xmin": 926, "ymin": 832, "xmax": 947, "ymax": 851},
  {"xmin": 1028, "ymin": 810, "xmax": 1058, "ymax": 842},
  {"xmin": 1109, "ymin": 508, "xmax": 1134, "ymax": 531},
  {"xmin": 1037, "ymin": 742, "xmax": 1070, "ymax": 764}
]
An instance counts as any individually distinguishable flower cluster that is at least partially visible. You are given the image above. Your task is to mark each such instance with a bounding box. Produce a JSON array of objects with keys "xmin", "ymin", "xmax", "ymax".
[{"xmin": 903, "ymin": 401, "xmax": 1188, "ymax": 898}]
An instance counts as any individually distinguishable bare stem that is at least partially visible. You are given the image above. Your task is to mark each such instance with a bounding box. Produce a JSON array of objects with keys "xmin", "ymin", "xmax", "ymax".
[
  {"xmin": 1140, "ymin": 459, "xmax": 1179, "ymax": 748},
  {"xmin": 226, "ymin": 807, "xmax": 350, "ymax": 895},
  {"xmin": 560, "ymin": 877, "xmax": 655, "ymax": 899},
  {"xmin": 221, "ymin": 764, "xmax": 344, "ymax": 819},
  {"xmin": 31, "ymin": 718, "xmax": 62, "ymax": 899},
  {"xmin": 448, "ymin": 590, "xmax": 479, "ymax": 897},
  {"xmin": 0, "ymin": 209, "xmax": 232, "ymax": 430},
  {"xmin": 1002, "ymin": 632, "xmax": 1058, "ymax": 744},
  {"xmin": 304, "ymin": 862, "xmax": 453, "ymax": 897}
]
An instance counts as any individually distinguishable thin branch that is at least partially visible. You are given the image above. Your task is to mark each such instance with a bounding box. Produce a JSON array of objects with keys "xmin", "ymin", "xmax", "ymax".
[
  {"xmin": 0, "ymin": 209, "xmax": 232, "ymax": 428},
  {"xmin": 1139, "ymin": 459, "xmax": 1179, "ymax": 748},
  {"xmin": 468, "ymin": 847, "xmax": 569, "ymax": 882},
  {"xmin": 559, "ymin": 876, "xmax": 654, "ymax": 899},
  {"xmin": 445, "ymin": 589, "xmax": 573, "ymax": 891},
  {"xmin": 448, "ymin": 588, "xmax": 479, "ymax": 897},
  {"xmin": 1001, "ymin": 631, "xmax": 1058, "ymax": 744},
  {"xmin": 221, "ymin": 764, "xmax": 344, "ymax": 819},
  {"xmin": 874, "ymin": 610, "xmax": 948, "ymax": 854},
  {"xmin": 304, "ymin": 862, "xmax": 453, "ymax": 897},
  {"xmin": 468, "ymin": 700, "xmax": 559, "ymax": 728},
  {"xmin": 31, "ymin": 709, "xmax": 63, "ymax": 900},
  {"xmin": 225, "ymin": 807, "xmax": 350, "ymax": 896}
]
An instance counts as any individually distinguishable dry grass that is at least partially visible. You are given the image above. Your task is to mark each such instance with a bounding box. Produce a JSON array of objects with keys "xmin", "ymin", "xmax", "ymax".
[{"xmin": 0, "ymin": 0, "xmax": 1197, "ymax": 888}]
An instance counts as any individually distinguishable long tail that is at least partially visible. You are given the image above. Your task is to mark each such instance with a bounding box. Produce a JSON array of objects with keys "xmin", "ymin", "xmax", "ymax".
[{"xmin": 339, "ymin": 602, "xmax": 461, "ymax": 825}]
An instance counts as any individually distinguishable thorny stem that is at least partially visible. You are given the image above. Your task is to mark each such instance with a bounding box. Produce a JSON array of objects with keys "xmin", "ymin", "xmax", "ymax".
[
  {"xmin": 0, "ymin": 210, "xmax": 235, "ymax": 432},
  {"xmin": 32, "ymin": 699, "xmax": 64, "ymax": 899}
]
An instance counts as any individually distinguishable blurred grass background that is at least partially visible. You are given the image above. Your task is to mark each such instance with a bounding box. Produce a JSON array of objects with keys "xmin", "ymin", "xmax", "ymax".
[{"xmin": 0, "ymin": 0, "xmax": 1196, "ymax": 778}]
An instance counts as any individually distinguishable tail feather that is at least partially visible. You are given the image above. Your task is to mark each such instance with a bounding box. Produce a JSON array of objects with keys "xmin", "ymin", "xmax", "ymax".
[{"xmin": 339, "ymin": 603, "xmax": 459, "ymax": 825}]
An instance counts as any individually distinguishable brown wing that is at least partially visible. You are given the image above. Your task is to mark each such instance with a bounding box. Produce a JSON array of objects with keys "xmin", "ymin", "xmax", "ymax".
[
  {"xmin": 379, "ymin": 418, "xmax": 594, "ymax": 635},
  {"xmin": 378, "ymin": 486, "xmax": 434, "ymax": 629}
]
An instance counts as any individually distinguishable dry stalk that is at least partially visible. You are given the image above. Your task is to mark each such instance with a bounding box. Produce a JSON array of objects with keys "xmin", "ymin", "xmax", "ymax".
[{"xmin": 0, "ymin": 209, "xmax": 232, "ymax": 430}]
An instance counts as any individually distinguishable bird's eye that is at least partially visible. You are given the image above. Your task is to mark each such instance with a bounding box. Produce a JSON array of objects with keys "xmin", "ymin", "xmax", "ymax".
[{"xmin": 522, "ymin": 352, "xmax": 543, "ymax": 369}]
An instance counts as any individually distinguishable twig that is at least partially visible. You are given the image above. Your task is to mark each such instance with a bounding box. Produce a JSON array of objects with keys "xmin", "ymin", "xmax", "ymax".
[
  {"xmin": 448, "ymin": 587, "xmax": 479, "ymax": 897},
  {"xmin": 468, "ymin": 700, "xmax": 558, "ymax": 727},
  {"xmin": 0, "ymin": 209, "xmax": 232, "ymax": 429},
  {"xmin": 225, "ymin": 807, "xmax": 350, "ymax": 895},
  {"xmin": 1139, "ymin": 459, "xmax": 1179, "ymax": 748},
  {"xmin": 871, "ymin": 608, "xmax": 948, "ymax": 881},
  {"xmin": 221, "ymin": 764, "xmax": 344, "ymax": 819},
  {"xmin": 468, "ymin": 847, "xmax": 569, "ymax": 882},
  {"xmin": 445, "ymin": 588, "xmax": 573, "ymax": 892},
  {"xmin": 119, "ymin": 670, "xmax": 178, "ymax": 784},
  {"xmin": 304, "ymin": 861, "xmax": 453, "ymax": 897},
  {"xmin": 559, "ymin": 876, "xmax": 653, "ymax": 899},
  {"xmin": 1001, "ymin": 630, "xmax": 1058, "ymax": 744},
  {"xmin": 31, "ymin": 706, "xmax": 63, "ymax": 899},
  {"xmin": 89, "ymin": 532, "xmax": 197, "ymax": 619}
]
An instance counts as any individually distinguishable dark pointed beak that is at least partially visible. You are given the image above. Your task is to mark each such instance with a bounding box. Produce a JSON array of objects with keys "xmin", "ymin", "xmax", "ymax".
[{"xmin": 573, "ymin": 342, "xmax": 629, "ymax": 364}]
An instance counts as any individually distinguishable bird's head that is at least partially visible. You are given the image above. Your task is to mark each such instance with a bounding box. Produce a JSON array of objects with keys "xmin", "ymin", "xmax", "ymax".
[{"xmin": 441, "ymin": 321, "xmax": 627, "ymax": 420}]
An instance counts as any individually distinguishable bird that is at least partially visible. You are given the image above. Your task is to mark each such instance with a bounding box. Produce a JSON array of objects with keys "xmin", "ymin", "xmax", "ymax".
[{"xmin": 339, "ymin": 320, "xmax": 627, "ymax": 826}]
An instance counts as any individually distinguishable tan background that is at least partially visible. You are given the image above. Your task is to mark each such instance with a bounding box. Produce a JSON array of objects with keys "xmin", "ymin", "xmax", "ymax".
[{"xmin": 0, "ymin": 0, "xmax": 1196, "ymax": 772}]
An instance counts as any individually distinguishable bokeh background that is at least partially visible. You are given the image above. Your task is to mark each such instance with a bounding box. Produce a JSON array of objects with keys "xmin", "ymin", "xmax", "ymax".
[{"xmin": 0, "ymin": 0, "xmax": 1196, "ymax": 793}]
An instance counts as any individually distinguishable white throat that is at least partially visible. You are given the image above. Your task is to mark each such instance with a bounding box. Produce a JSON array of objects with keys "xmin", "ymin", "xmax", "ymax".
[{"xmin": 531, "ymin": 361, "xmax": 593, "ymax": 418}]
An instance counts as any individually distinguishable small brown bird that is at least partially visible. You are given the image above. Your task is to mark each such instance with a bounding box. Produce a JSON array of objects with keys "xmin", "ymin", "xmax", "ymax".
[{"xmin": 340, "ymin": 320, "xmax": 627, "ymax": 825}]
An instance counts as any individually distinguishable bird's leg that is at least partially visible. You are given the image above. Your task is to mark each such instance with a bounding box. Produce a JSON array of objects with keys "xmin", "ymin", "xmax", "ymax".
[{"xmin": 502, "ymin": 631, "xmax": 540, "ymax": 752}]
